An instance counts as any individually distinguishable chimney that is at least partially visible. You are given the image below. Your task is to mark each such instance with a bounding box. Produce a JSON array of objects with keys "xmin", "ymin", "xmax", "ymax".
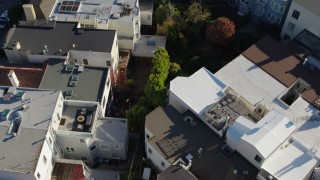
[
  {"xmin": 8, "ymin": 70, "xmax": 19, "ymax": 87},
  {"xmin": 23, "ymin": 4, "xmax": 36, "ymax": 22}
]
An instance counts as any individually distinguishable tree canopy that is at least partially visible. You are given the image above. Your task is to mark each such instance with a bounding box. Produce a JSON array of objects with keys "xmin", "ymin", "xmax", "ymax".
[
  {"xmin": 185, "ymin": 2, "xmax": 210, "ymax": 24},
  {"xmin": 144, "ymin": 48, "xmax": 170, "ymax": 107},
  {"xmin": 206, "ymin": 17, "xmax": 236, "ymax": 45}
]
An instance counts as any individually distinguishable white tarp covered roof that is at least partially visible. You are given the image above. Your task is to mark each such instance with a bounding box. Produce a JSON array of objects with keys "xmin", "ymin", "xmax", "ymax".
[
  {"xmin": 215, "ymin": 54, "xmax": 287, "ymax": 107},
  {"xmin": 262, "ymin": 138, "xmax": 319, "ymax": 180},
  {"xmin": 170, "ymin": 67, "xmax": 226, "ymax": 116},
  {"xmin": 229, "ymin": 110, "xmax": 296, "ymax": 158}
]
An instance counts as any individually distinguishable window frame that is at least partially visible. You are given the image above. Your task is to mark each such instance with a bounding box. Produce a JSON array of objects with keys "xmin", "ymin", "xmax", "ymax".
[
  {"xmin": 292, "ymin": 10, "xmax": 300, "ymax": 19},
  {"xmin": 254, "ymin": 154, "xmax": 262, "ymax": 163}
]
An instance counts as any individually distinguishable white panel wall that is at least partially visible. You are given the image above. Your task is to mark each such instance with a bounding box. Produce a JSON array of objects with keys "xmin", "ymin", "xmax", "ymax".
[
  {"xmin": 141, "ymin": 11, "xmax": 152, "ymax": 26},
  {"xmin": 168, "ymin": 91, "xmax": 188, "ymax": 114},
  {"xmin": 281, "ymin": 1, "xmax": 320, "ymax": 38},
  {"xmin": 226, "ymin": 133, "xmax": 264, "ymax": 169},
  {"xmin": 33, "ymin": 138, "xmax": 55, "ymax": 180},
  {"xmin": 70, "ymin": 50, "xmax": 112, "ymax": 67},
  {"xmin": 145, "ymin": 140, "xmax": 170, "ymax": 172}
]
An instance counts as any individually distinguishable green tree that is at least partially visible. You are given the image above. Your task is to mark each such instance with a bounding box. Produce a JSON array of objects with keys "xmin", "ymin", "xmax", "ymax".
[
  {"xmin": 144, "ymin": 48, "xmax": 170, "ymax": 107},
  {"xmin": 183, "ymin": 2, "xmax": 210, "ymax": 41},
  {"xmin": 169, "ymin": 62, "xmax": 181, "ymax": 78},
  {"xmin": 125, "ymin": 104, "xmax": 147, "ymax": 131},
  {"xmin": 155, "ymin": 3, "xmax": 175, "ymax": 25},
  {"xmin": 184, "ymin": 2, "xmax": 210, "ymax": 24}
]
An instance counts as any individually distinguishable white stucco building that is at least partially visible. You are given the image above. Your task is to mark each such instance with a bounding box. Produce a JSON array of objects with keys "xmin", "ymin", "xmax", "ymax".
[
  {"xmin": 0, "ymin": 87, "xmax": 63, "ymax": 180},
  {"xmin": 280, "ymin": 0, "xmax": 320, "ymax": 39},
  {"xmin": 168, "ymin": 35, "xmax": 320, "ymax": 179}
]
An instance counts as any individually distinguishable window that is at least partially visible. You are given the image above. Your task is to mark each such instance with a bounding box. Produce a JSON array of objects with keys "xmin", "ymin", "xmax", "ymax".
[
  {"xmin": 60, "ymin": 148, "xmax": 64, "ymax": 156},
  {"xmin": 147, "ymin": 15, "xmax": 151, "ymax": 20},
  {"xmin": 71, "ymin": 148, "xmax": 75, "ymax": 152},
  {"xmin": 37, "ymin": 172, "xmax": 41, "ymax": 179},
  {"xmin": 83, "ymin": 59, "xmax": 88, "ymax": 65},
  {"xmin": 57, "ymin": 113, "xmax": 60, "ymax": 120},
  {"xmin": 148, "ymin": 148, "xmax": 152, "ymax": 154},
  {"xmin": 49, "ymin": 137, "xmax": 52, "ymax": 145},
  {"xmin": 115, "ymin": 144, "xmax": 120, "ymax": 150},
  {"xmin": 80, "ymin": 139, "xmax": 85, "ymax": 143},
  {"xmin": 43, "ymin": 155, "xmax": 47, "ymax": 164},
  {"xmin": 106, "ymin": 60, "xmax": 111, "ymax": 66},
  {"xmin": 66, "ymin": 147, "xmax": 71, "ymax": 152},
  {"xmin": 90, "ymin": 145, "xmax": 96, "ymax": 151},
  {"xmin": 254, "ymin": 155, "xmax": 262, "ymax": 163},
  {"xmin": 60, "ymin": 118, "xmax": 66, "ymax": 126},
  {"xmin": 101, "ymin": 144, "xmax": 110, "ymax": 150},
  {"xmin": 292, "ymin": 10, "xmax": 300, "ymax": 19},
  {"xmin": 161, "ymin": 161, "xmax": 165, "ymax": 167},
  {"xmin": 146, "ymin": 134, "xmax": 150, "ymax": 139},
  {"xmin": 287, "ymin": 22, "xmax": 295, "ymax": 32},
  {"xmin": 280, "ymin": 6, "xmax": 285, "ymax": 13}
]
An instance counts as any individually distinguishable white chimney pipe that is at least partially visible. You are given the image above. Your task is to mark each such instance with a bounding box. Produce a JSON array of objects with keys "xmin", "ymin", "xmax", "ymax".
[
  {"xmin": 8, "ymin": 70, "xmax": 19, "ymax": 87},
  {"xmin": 23, "ymin": 4, "xmax": 36, "ymax": 22}
]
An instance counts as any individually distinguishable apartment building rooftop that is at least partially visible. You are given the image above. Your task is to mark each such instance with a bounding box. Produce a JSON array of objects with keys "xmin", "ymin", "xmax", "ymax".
[
  {"xmin": 158, "ymin": 165, "xmax": 198, "ymax": 180},
  {"xmin": 170, "ymin": 67, "xmax": 226, "ymax": 116},
  {"xmin": 58, "ymin": 101, "xmax": 98, "ymax": 133},
  {"xmin": 0, "ymin": 87, "xmax": 60, "ymax": 174},
  {"xmin": 0, "ymin": 64, "xmax": 46, "ymax": 88},
  {"xmin": 50, "ymin": 0, "xmax": 139, "ymax": 22},
  {"xmin": 145, "ymin": 106, "xmax": 258, "ymax": 180},
  {"xmin": 4, "ymin": 22, "xmax": 116, "ymax": 55},
  {"xmin": 40, "ymin": 58, "xmax": 108, "ymax": 102},
  {"xmin": 242, "ymin": 35, "xmax": 320, "ymax": 109},
  {"xmin": 94, "ymin": 117, "xmax": 127, "ymax": 143}
]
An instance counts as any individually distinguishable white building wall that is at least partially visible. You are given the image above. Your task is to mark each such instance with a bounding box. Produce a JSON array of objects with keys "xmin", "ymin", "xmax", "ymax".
[
  {"xmin": 168, "ymin": 91, "xmax": 188, "ymax": 114},
  {"xmin": 110, "ymin": 33, "xmax": 120, "ymax": 69},
  {"xmin": 226, "ymin": 135, "xmax": 265, "ymax": 169},
  {"xmin": 109, "ymin": 20, "xmax": 134, "ymax": 38},
  {"xmin": 145, "ymin": 140, "xmax": 170, "ymax": 172},
  {"xmin": 55, "ymin": 134, "xmax": 94, "ymax": 164},
  {"xmin": 95, "ymin": 141, "xmax": 127, "ymax": 160},
  {"xmin": 33, "ymin": 139, "xmax": 55, "ymax": 180},
  {"xmin": 118, "ymin": 38, "xmax": 134, "ymax": 50},
  {"xmin": 69, "ymin": 50, "xmax": 112, "ymax": 67},
  {"xmin": 141, "ymin": 11, "xmax": 152, "ymax": 26},
  {"xmin": 100, "ymin": 73, "xmax": 112, "ymax": 114},
  {"xmin": 281, "ymin": 1, "xmax": 320, "ymax": 39}
]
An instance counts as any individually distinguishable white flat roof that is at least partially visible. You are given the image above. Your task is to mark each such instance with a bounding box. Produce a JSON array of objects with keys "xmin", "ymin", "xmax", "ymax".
[
  {"xmin": 50, "ymin": 0, "xmax": 139, "ymax": 22},
  {"xmin": 170, "ymin": 67, "xmax": 226, "ymax": 116},
  {"xmin": 215, "ymin": 54, "xmax": 287, "ymax": 106},
  {"xmin": 229, "ymin": 110, "xmax": 296, "ymax": 158},
  {"xmin": 214, "ymin": 54, "xmax": 320, "ymax": 156},
  {"xmin": 262, "ymin": 139, "xmax": 319, "ymax": 180},
  {"xmin": 0, "ymin": 87, "xmax": 60, "ymax": 173}
]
